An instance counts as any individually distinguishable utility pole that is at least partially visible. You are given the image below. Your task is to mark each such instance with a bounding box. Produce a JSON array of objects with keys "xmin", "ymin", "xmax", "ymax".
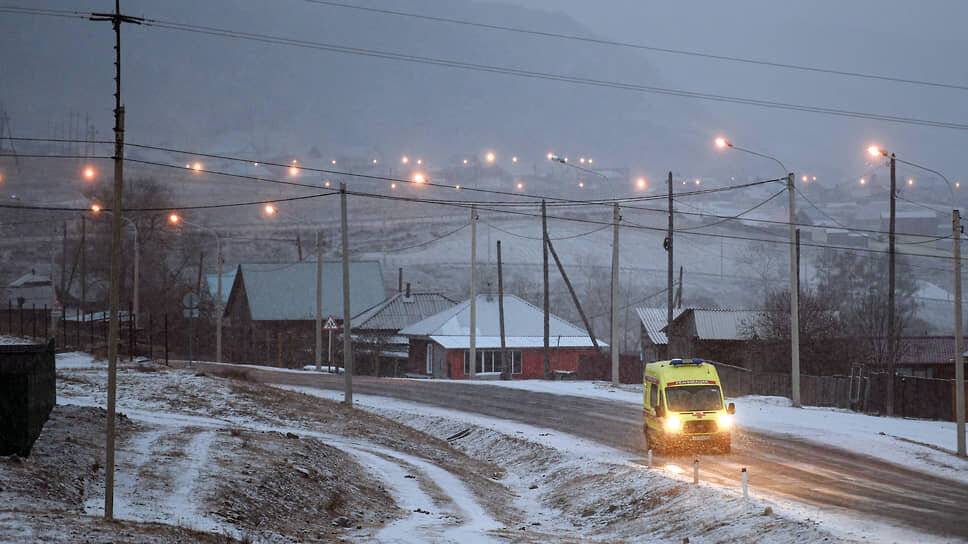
[
  {"xmin": 666, "ymin": 172, "xmax": 674, "ymax": 338},
  {"xmin": 90, "ymin": 0, "xmax": 142, "ymax": 522},
  {"xmin": 788, "ymin": 172, "xmax": 801, "ymax": 408},
  {"xmin": 315, "ymin": 230, "xmax": 323, "ymax": 372},
  {"xmin": 543, "ymin": 200, "xmax": 550, "ymax": 379},
  {"xmin": 887, "ymin": 153, "xmax": 897, "ymax": 417},
  {"xmin": 469, "ymin": 205, "xmax": 477, "ymax": 378},
  {"xmin": 611, "ymin": 203, "xmax": 620, "ymax": 386},
  {"xmin": 953, "ymin": 209, "xmax": 965, "ymax": 457},
  {"xmin": 80, "ymin": 216, "xmax": 86, "ymax": 314},
  {"xmin": 498, "ymin": 240, "xmax": 508, "ymax": 380},
  {"xmin": 340, "ymin": 183, "xmax": 352, "ymax": 404}
]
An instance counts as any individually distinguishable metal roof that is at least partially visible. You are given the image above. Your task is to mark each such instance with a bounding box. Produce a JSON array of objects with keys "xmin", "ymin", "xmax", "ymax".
[
  {"xmin": 351, "ymin": 292, "xmax": 457, "ymax": 331},
  {"xmin": 232, "ymin": 261, "xmax": 386, "ymax": 321},
  {"xmin": 399, "ymin": 294, "xmax": 604, "ymax": 348},
  {"xmin": 635, "ymin": 307, "xmax": 684, "ymax": 345},
  {"xmin": 690, "ymin": 309, "xmax": 761, "ymax": 340}
]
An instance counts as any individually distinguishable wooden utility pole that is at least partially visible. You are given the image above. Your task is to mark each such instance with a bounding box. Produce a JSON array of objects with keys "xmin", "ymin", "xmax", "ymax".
[
  {"xmin": 546, "ymin": 236, "xmax": 599, "ymax": 353},
  {"xmin": 887, "ymin": 153, "xmax": 897, "ymax": 417},
  {"xmin": 543, "ymin": 200, "xmax": 550, "ymax": 378},
  {"xmin": 90, "ymin": 0, "xmax": 142, "ymax": 521},
  {"xmin": 611, "ymin": 203, "xmax": 620, "ymax": 385},
  {"xmin": 80, "ymin": 216, "xmax": 86, "ymax": 313},
  {"xmin": 954, "ymin": 209, "xmax": 965, "ymax": 457},
  {"xmin": 788, "ymin": 172, "xmax": 801, "ymax": 408},
  {"xmin": 315, "ymin": 231, "xmax": 323, "ymax": 372},
  {"xmin": 340, "ymin": 183, "xmax": 353, "ymax": 404},
  {"xmin": 666, "ymin": 172, "xmax": 674, "ymax": 337},
  {"xmin": 498, "ymin": 240, "xmax": 508, "ymax": 379},
  {"xmin": 469, "ymin": 205, "xmax": 477, "ymax": 378}
]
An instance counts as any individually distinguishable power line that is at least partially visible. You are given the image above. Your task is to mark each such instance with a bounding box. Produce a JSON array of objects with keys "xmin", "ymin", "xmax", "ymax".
[{"xmin": 304, "ymin": 0, "xmax": 968, "ymax": 93}]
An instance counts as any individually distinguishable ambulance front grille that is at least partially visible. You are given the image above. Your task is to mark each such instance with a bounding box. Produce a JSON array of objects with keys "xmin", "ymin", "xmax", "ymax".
[{"xmin": 683, "ymin": 420, "xmax": 717, "ymax": 434}]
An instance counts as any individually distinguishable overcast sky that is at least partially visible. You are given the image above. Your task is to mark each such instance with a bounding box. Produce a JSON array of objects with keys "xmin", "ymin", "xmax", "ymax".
[{"xmin": 2, "ymin": 0, "xmax": 966, "ymax": 189}]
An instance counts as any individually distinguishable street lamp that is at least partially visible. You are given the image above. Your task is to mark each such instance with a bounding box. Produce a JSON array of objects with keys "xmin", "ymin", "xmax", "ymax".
[
  {"xmin": 91, "ymin": 204, "xmax": 139, "ymax": 332},
  {"xmin": 868, "ymin": 146, "xmax": 961, "ymax": 448},
  {"xmin": 169, "ymin": 214, "xmax": 223, "ymax": 363},
  {"xmin": 262, "ymin": 204, "xmax": 326, "ymax": 372},
  {"xmin": 716, "ymin": 137, "xmax": 801, "ymax": 408}
]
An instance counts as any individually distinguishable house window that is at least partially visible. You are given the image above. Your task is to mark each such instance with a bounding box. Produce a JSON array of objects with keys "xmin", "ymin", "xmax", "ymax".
[
  {"xmin": 463, "ymin": 350, "xmax": 521, "ymax": 374},
  {"xmin": 426, "ymin": 345, "xmax": 433, "ymax": 374}
]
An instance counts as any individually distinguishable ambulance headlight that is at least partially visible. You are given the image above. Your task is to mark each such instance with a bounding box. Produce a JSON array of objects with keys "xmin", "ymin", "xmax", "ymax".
[
  {"xmin": 664, "ymin": 415, "xmax": 682, "ymax": 433},
  {"xmin": 718, "ymin": 414, "xmax": 733, "ymax": 430}
]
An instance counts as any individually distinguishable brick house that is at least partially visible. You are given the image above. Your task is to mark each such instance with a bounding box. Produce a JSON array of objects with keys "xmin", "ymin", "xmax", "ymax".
[{"xmin": 399, "ymin": 294, "xmax": 603, "ymax": 379}]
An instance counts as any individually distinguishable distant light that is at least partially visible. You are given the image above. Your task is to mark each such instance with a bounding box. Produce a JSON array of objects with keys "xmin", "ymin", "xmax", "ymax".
[
  {"xmin": 83, "ymin": 167, "xmax": 95, "ymax": 179},
  {"xmin": 546, "ymin": 153, "xmax": 554, "ymax": 160},
  {"xmin": 486, "ymin": 152, "xmax": 496, "ymax": 163},
  {"xmin": 455, "ymin": 184, "xmax": 461, "ymax": 190},
  {"xmin": 578, "ymin": 182, "xmax": 584, "ymax": 188},
  {"xmin": 253, "ymin": 162, "xmax": 259, "ymax": 166},
  {"xmin": 908, "ymin": 178, "xmax": 914, "ymax": 185},
  {"xmin": 264, "ymin": 204, "xmax": 277, "ymax": 215},
  {"xmin": 695, "ymin": 179, "xmax": 701, "ymax": 185},
  {"xmin": 417, "ymin": 159, "xmax": 423, "ymax": 165},
  {"xmin": 185, "ymin": 163, "xmax": 191, "ymax": 169},
  {"xmin": 714, "ymin": 137, "xmax": 729, "ymax": 149},
  {"xmin": 579, "ymin": 157, "xmax": 586, "ymax": 164},
  {"xmin": 637, "ymin": 178, "xmax": 647, "ymax": 189},
  {"xmin": 401, "ymin": 156, "xmax": 409, "ymax": 164},
  {"xmin": 331, "ymin": 159, "xmax": 336, "ymax": 165},
  {"xmin": 812, "ymin": 176, "xmax": 817, "ymax": 181},
  {"xmin": 324, "ymin": 181, "xmax": 331, "ymax": 188},
  {"xmin": 860, "ymin": 178, "xmax": 867, "ymax": 185},
  {"xmin": 463, "ymin": 159, "xmax": 469, "ymax": 165},
  {"xmin": 169, "ymin": 214, "xmax": 180, "ymax": 224},
  {"xmin": 192, "ymin": 162, "xmax": 202, "ymax": 172},
  {"xmin": 868, "ymin": 145, "xmax": 884, "ymax": 157},
  {"xmin": 291, "ymin": 159, "xmax": 297, "ymax": 164},
  {"xmin": 289, "ymin": 167, "xmax": 299, "ymax": 176},
  {"xmin": 588, "ymin": 158, "xmax": 594, "ymax": 164},
  {"xmin": 391, "ymin": 183, "xmax": 397, "ymax": 189},
  {"xmin": 516, "ymin": 182, "xmax": 523, "ymax": 190},
  {"xmin": 801, "ymin": 175, "xmax": 808, "ymax": 182},
  {"xmin": 373, "ymin": 159, "xmax": 378, "ymax": 164},
  {"xmin": 563, "ymin": 157, "xmax": 568, "ymax": 163},
  {"xmin": 512, "ymin": 156, "xmax": 518, "ymax": 163},
  {"xmin": 413, "ymin": 173, "xmax": 426, "ymax": 183},
  {"xmin": 90, "ymin": 204, "xmax": 101, "ymax": 213}
]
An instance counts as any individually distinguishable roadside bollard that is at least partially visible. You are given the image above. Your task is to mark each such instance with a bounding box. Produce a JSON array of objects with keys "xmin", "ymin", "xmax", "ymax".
[
  {"xmin": 693, "ymin": 458, "xmax": 699, "ymax": 484},
  {"xmin": 742, "ymin": 467, "xmax": 749, "ymax": 499},
  {"xmin": 648, "ymin": 449, "xmax": 653, "ymax": 469}
]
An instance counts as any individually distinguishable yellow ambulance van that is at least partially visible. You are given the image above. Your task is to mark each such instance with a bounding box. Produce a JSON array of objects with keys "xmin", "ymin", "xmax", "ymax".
[{"xmin": 643, "ymin": 358, "xmax": 735, "ymax": 453}]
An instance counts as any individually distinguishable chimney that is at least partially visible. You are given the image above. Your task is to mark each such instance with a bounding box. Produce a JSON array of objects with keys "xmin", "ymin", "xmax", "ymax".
[{"xmin": 403, "ymin": 282, "xmax": 414, "ymax": 303}]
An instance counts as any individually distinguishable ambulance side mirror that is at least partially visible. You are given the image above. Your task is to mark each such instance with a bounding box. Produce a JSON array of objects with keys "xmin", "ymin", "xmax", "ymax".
[
  {"xmin": 726, "ymin": 402, "xmax": 735, "ymax": 415},
  {"xmin": 655, "ymin": 405, "xmax": 666, "ymax": 418}
]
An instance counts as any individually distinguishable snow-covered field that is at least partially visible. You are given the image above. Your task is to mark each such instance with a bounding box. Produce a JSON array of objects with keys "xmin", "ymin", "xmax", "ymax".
[{"xmin": 2, "ymin": 349, "xmax": 966, "ymax": 543}]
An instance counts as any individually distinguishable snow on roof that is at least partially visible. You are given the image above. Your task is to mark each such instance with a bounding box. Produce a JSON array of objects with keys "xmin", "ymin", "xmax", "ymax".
[
  {"xmin": 232, "ymin": 261, "xmax": 386, "ymax": 321},
  {"xmin": 400, "ymin": 294, "xmax": 603, "ymax": 348},
  {"xmin": 635, "ymin": 307, "xmax": 683, "ymax": 345},
  {"xmin": 8, "ymin": 267, "xmax": 51, "ymax": 288},
  {"xmin": 351, "ymin": 292, "xmax": 456, "ymax": 331}
]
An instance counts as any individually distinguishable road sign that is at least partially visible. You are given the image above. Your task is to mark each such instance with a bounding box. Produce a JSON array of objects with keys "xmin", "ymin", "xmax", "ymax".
[{"xmin": 323, "ymin": 315, "xmax": 339, "ymax": 331}]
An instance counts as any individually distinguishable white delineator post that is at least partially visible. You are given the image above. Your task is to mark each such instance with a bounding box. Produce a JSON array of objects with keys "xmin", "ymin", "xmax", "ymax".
[{"xmin": 742, "ymin": 467, "xmax": 749, "ymax": 499}]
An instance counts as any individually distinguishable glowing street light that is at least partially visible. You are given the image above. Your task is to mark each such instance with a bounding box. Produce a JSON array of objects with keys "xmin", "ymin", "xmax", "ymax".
[
  {"xmin": 512, "ymin": 156, "xmax": 518, "ymax": 163},
  {"xmin": 636, "ymin": 178, "xmax": 647, "ymax": 189},
  {"xmin": 860, "ymin": 178, "xmax": 867, "ymax": 185},
  {"xmin": 463, "ymin": 159, "xmax": 469, "ymax": 165},
  {"xmin": 391, "ymin": 183, "xmax": 397, "ymax": 189},
  {"xmin": 169, "ymin": 213, "xmax": 180, "ymax": 224},
  {"xmin": 90, "ymin": 203, "xmax": 102, "ymax": 213},
  {"xmin": 289, "ymin": 166, "xmax": 299, "ymax": 176},
  {"xmin": 264, "ymin": 204, "xmax": 277, "ymax": 215},
  {"xmin": 401, "ymin": 156, "xmax": 409, "ymax": 164},
  {"xmin": 413, "ymin": 173, "xmax": 426, "ymax": 184},
  {"xmin": 802, "ymin": 175, "xmax": 808, "ymax": 182},
  {"xmin": 516, "ymin": 181, "xmax": 524, "ymax": 190},
  {"xmin": 578, "ymin": 182, "xmax": 584, "ymax": 188},
  {"xmin": 485, "ymin": 152, "xmax": 496, "ymax": 163},
  {"xmin": 192, "ymin": 162, "xmax": 202, "ymax": 172},
  {"xmin": 84, "ymin": 167, "xmax": 96, "ymax": 179}
]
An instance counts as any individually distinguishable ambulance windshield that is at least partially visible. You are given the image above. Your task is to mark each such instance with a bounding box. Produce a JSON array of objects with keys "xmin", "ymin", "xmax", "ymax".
[{"xmin": 665, "ymin": 385, "xmax": 723, "ymax": 412}]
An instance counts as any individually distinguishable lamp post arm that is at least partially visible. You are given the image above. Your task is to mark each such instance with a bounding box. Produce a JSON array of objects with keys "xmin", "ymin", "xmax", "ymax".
[
  {"xmin": 555, "ymin": 159, "xmax": 608, "ymax": 180},
  {"xmin": 894, "ymin": 157, "xmax": 955, "ymax": 200},
  {"xmin": 727, "ymin": 144, "xmax": 788, "ymax": 175}
]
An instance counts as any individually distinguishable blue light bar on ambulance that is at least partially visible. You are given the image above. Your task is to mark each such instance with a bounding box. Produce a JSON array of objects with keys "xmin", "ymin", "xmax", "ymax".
[{"xmin": 670, "ymin": 358, "xmax": 704, "ymax": 366}]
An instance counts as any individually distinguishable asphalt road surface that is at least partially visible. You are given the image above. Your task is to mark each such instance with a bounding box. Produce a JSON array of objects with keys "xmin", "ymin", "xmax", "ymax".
[{"xmin": 199, "ymin": 364, "xmax": 968, "ymax": 539}]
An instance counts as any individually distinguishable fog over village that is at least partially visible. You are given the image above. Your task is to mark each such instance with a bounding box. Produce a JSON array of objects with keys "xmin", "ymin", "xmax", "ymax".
[{"xmin": 1, "ymin": 1, "xmax": 967, "ymax": 543}]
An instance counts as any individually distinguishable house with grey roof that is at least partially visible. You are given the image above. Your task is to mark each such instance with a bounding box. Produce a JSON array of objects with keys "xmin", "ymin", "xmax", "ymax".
[
  {"xmin": 6, "ymin": 267, "xmax": 56, "ymax": 310},
  {"xmin": 222, "ymin": 261, "xmax": 386, "ymax": 366},
  {"xmin": 350, "ymin": 285, "xmax": 456, "ymax": 376},
  {"xmin": 399, "ymin": 294, "xmax": 603, "ymax": 379},
  {"xmin": 665, "ymin": 308, "xmax": 761, "ymax": 366},
  {"xmin": 636, "ymin": 307, "xmax": 684, "ymax": 363}
]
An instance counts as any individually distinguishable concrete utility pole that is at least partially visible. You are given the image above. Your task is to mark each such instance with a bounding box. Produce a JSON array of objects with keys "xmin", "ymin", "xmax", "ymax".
[
  {"xmin": 788, "ymin": 172, "xmax": 801, "ymax": 408},
  {"xmin": 611, "ymin": 203, "xmax": 620, "ymax": 386},
  {"xmin": 469, "ymin": 204, "xmax": 477, "ymax": 378},
  {"xmin": 543, "ymin": 200, "xmax": 550, "ymax": 379},
  {"xmin": 315, "ymin": 230, "xmax": 323, "ymax": 372},
  {"xmin": 498, "ymin": 240, "xmax": 508, "ymax": 379},
  {"xmin": 340, "ymin": 183, "xmax": 352, "ymax": 404},
  {"xmin": 90, "ymin": 0, "xmax": 142, "ymax": 521},
  {"xmin": 887, "ymin": 153, "xmax": 897, "ymax": 417},
  {"xmin": 954, "ymin": 209, "xmax": 965, "ymax": 457},
  {"xmin": 666, "ymin": 172, "xmax": 674, "ymax": 339}
]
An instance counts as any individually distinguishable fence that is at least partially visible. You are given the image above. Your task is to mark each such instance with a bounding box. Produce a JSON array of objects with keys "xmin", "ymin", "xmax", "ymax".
[{"xmin": 711, "ymin": 361, "xmax": 963, "ymax": 422}]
